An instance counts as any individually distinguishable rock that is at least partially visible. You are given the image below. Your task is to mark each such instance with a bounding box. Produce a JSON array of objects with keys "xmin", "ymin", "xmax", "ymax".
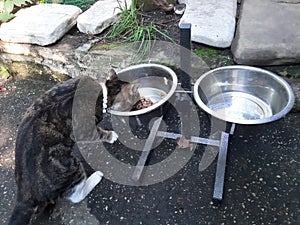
[
  {"xmin": 231, "ymin": 0, "xmax": 300, "ymax": 65},
  {"xmin": 179, "ymin": 0, "xmax": 237, "ymax": 48},
  {"xmin": 77, "ymin": 0, "xmax": 132, "ymax": 35},
  {"xmin": 0, "ymin": 4, "xmax": 82, "ymax": 46},
  {"xmin": 178, "ymin": 0, "xmax": 189, "ymax": 4}
]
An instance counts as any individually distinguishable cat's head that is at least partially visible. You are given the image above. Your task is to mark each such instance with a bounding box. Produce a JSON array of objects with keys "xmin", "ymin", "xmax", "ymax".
[{"xmin": 105, "ymin": 69, "xmax": 140, "ymax": 111}]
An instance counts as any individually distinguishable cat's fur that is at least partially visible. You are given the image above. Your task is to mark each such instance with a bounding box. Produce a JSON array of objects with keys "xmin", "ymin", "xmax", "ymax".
[{"xmin": 8, "ymin": 70, "xmax": 139, "ymax": 225}]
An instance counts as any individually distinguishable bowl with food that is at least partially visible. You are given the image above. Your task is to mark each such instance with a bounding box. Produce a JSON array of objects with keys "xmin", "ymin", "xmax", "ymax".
[{"xmin": 108, "ymin": 63, "xmax": 178, "ymax": 117}]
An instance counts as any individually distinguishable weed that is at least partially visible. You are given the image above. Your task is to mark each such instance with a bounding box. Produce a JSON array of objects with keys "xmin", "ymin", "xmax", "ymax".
[
  {"xmin": 224, "ymin": 56, "xmax": 234, "ymax": 66},
  {"xmin": 0, "ymin": 66, "xmax": 10, "ymax": 79},
  {"xmin": 0, "ymin": 0, "xmax": 32, "ymax": 22},
  {"xmin": 104, "ymin": 0, "xmax": 174, "ymax": 61},
  {"xmin": 194, "ymin": 48, "xmax": 218, "ymax": 59}
]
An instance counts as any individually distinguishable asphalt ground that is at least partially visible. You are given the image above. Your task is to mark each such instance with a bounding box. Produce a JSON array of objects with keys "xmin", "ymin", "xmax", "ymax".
[{"xmin": 0, "ymin": 75, "xmax": 299, "ymax": 225}]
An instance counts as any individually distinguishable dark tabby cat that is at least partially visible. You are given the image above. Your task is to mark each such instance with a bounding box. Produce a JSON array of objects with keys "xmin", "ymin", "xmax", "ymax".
[{"xmin": 8, "ymin": 70, "xmax": 140, "ymax": 225}]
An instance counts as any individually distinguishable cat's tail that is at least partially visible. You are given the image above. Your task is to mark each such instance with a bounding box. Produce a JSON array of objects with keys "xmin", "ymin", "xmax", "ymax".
[{"xmin": 7, "ymin": 202, "xmax": 36, "ymax": 225}]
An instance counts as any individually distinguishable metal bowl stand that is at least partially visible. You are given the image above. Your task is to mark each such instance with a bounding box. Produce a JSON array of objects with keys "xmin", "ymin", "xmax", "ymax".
[
  {"xmin": 130, "ymin": 96, "xmax": 235, "ymax": 202},
  {"xmin": 130, "ymin": 24, "xmax": 234, "ymax": 202}
]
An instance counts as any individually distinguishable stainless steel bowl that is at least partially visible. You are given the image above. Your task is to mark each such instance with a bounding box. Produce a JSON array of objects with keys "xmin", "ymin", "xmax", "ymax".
[
  {"xmin": 193, "ymin": 65, "xmax": 295, "ymax": 124},
  {"xmin": 108, "ymin": 64, "xmax": 178, "ymax": 116}
]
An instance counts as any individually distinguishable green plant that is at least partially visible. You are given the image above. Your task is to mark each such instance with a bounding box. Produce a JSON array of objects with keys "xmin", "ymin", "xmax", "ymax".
[
  {"xmin": 106, "ymin": 0, "xmax": 137, "ymax": 40},
  {"xmin": 44, "ymin": 0, "xmax": 97, "ymax": 9},
  {"xmin": 105, "ymin": 0, "xmax": 174, "ymax": 60},
  {"xmin": 0, "ymin": 66, "xmax": 10, "ymax": 79},
  {"xmin": 0, "ymin": 0, "xmax": 32, "ymax": 22},
  {"xmin": 194, "ymin": 48, "xmax": 218, "ymax": 59}
]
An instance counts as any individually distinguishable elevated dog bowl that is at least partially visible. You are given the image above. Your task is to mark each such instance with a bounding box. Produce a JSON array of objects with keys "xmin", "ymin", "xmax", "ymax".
[
  {"xmin": 193, "ymin": 66, "xmax": 295, "ymax": 124},
  {"xmin": 109, "ymin": 63, "xmax": 178, "ymax": 117}
]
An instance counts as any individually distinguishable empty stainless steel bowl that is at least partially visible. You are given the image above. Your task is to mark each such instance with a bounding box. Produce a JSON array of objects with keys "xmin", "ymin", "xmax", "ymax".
[
  {"xmin": 193, "ymin": 65, "xmax": 295, "ymax": 124},
  {"xmin": 108, "ymin": 63, "xmax": 178, "ymax": 116}
]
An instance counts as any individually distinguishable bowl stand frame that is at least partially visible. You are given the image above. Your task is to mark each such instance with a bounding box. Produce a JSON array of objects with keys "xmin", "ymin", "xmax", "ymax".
[
  {"xmin": 129, "ymin": 24, "xmax": 233, "ymax": 202},
  {"xmin": 130, "ymin": 94, "xmax": 235, "ymax": 202}
]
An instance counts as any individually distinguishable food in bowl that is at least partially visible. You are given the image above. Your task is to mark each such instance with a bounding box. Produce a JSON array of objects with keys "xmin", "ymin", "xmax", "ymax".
[
  {"xmin": 130, "ymin": 87, "xmax": 167, "ymax": 111},
  {"xmin": 132, "ymin": 97, "xmax": 155, "ymax": 110}
]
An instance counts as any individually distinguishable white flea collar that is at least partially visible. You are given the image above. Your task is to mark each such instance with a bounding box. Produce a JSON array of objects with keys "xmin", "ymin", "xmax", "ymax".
[{"xmin": 100, "ymin": 82, "xmax": 108, "ymax": 113}]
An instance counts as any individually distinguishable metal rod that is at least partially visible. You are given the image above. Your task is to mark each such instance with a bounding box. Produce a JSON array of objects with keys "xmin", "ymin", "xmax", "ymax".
[
  {"xmin": 190, "ymin": 136, "xmax": 220, "ymax": 147},
  {"xmin": 180, "ymin": 23, "xmax": 192, "ymax": 92},
  {"xmin": 156, "ymin": 131, "xmax": 220, "ymax": 147},
  {"xmin": 175, "ymin": 90, "xmax": 193, "ymax": 94},
  {"xmin": 230, "ymin": 123, "xmax": 236, "ymax": 135},
  {"xmin": 132, "ymin": 116, "xmax": 163, "ymax": 182},
  {"xmin": 213, "ymin": 132, "xmax": 230, "ymax": 201}
]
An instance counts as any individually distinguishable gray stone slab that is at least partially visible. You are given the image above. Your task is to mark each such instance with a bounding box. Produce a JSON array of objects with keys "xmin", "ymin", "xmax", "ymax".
[
  {"xmin": 231, "ymin": 0, "xmax": 300, "ymax": 65},
  {"xmin": 77, "ymin": 0, "xmax": 132, "ymax": 35},
  {"xmin": 178, "ymin": 0, "xmax": 189, "ymax": 4},
  {"xmin": 0, "ymin": 4, "xmax": 82, "ymax": 46},
  {"xmin": 179, "ymin": 0, "xmax": 237, "ymax": 48}
]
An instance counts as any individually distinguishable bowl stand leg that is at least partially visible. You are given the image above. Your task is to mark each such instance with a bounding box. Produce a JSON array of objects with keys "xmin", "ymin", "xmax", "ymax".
[
  {"xmin": 213, "ymin": 131, "xmax": 230, "ymax": 201},
  {"xmin": 131, "ymin": 116, "xmax": 164, "ymax": 182}
]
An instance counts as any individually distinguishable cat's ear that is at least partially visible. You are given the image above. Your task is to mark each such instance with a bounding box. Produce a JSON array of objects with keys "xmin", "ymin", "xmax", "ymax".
[{"xmin": 107, "ymin": 69, "xmax": 118, "ymax": 81}]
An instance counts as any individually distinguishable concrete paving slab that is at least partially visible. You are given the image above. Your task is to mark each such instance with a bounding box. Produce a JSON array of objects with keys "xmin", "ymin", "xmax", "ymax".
[
  {"xmin": 0, "ymin": 4, "xmax": 82, "ymax": 46},
  {"xmin": 179, "ymin": 0, "xmax": 237, "ymax": 48},
  {"xmin": 77, "ymin": 0, "xmax": 132, "ymax": 35},
  {"xmin": 232, "ymin": 0, "xmax": 300, "ymax": 65}
]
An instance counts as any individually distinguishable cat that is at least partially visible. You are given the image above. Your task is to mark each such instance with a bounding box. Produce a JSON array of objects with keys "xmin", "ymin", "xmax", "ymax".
[{"xmin": 8, "ymin": 69, "xmax": 140, "ymax": 225}]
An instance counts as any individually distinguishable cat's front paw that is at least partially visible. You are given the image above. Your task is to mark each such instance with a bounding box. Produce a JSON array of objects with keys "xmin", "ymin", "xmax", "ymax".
[
  {"xmin": 94, "ymin": 171, "xmax": 104, "ymax": 180},
  {"xmin": 108, "ymin": 131, "xmax": 118, "ymax": 144}
]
